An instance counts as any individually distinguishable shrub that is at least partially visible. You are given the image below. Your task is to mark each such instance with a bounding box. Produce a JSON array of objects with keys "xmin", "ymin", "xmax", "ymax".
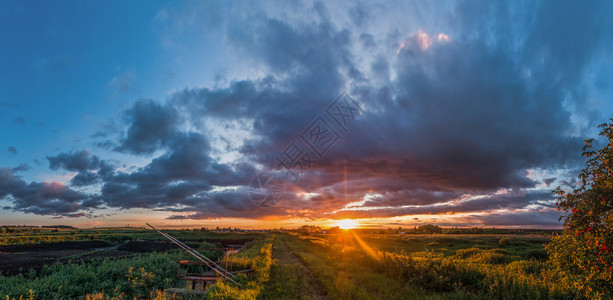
[
  {"xmin": 456, "ymin": 247, "xmax": 482, "ymax": 258},
  {"xmin": 548, "ymin": 120, "xmax": 613, "ymax": 299}
]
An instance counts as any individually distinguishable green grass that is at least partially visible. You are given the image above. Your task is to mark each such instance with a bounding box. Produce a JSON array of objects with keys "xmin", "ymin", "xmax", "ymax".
[
  {"xmin": 284, "ymin": 235, "xmax": 441, "ymax": 299},
  {"xmin": 259, "ymin": 236, "xmax": 316, "ymax": 299},
  {"xmin": 280, "ymin": 232, "xmax": 576, "ymax": 299},
  {"xmin": 0, "ymin": 229, "xmax": 579, "ymax": 299}
]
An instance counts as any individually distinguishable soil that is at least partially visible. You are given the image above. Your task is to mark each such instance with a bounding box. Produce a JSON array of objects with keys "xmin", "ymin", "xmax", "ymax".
[
  {"xmin": 1, "ymin": 240, "xmax": 175, "ymax": 276},
  {"xmin": 0, "ymin": 239, "xmax": 251, "ymax": 277},
  {"xmin": 117, "ymin": 240, "xmax": 197, "ymax": 252},
  {"xmin": 187, "ymin": 238, "xmax": 255, "ymax": 247},
  {"xmin": 0, "ymin": 240, "xmax": 111, "ymax": 253}
]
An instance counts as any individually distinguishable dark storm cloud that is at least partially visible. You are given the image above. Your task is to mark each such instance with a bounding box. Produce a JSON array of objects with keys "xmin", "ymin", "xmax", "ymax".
[
  {"xmin": 47, "ymin": 150, "xmax": 100, "ymax": 172},
  {"xmin": 168, "ymin": 1, "xmax": 594, "ymax": 198},
  {"xmin": 45, "ymin": 149, "xmax": 113, "ymax": 188},
  {"xmin": 114, "ymin": 99, "xmax": 178, "ymax": 155},
  {"xmin": 0, "ymin": 166, "xmax": 97, "ymax": 217},
  {"xmin": 164, "ymin": 186, "xmax": 294, "ymax": 220},
  {"xmin": 523, "ymin": 0, "xmax": 613, "ymax": 86},
  {"xmin": 71, "ymin": 171, "xmax": 100, "ymax": 187},
  {"xmin": 7, "ymin": 146, "xmax": 17, "ymax": 155},
  {"xmin": 98, "ymin": 131, "xmax": 257, "ymax": 215}
]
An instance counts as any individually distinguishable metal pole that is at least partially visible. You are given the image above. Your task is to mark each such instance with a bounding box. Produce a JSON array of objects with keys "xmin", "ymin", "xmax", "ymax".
[
  {"xmin": 147, "ymin": 224, "xmax": 233, "ymax": 277},
  {"xmin": 146, "ymin": 223, "xmax": 239, "ymax": 285},
  {"xmin": 153, "ymin": 227, "xmax": 236, "ymax": 279},
  {"xmin": 148, "ymin": 224, "xmax": 237, "ymax": 282}
]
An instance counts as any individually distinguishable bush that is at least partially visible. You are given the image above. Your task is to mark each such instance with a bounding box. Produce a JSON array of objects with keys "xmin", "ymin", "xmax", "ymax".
[
  {"xmin": 456, "ymin": 248, "xmax": 511, "ymax": 264},
  {"xmin": 456, "ymin": 248, "xmax": 482, "ymax": 258},
  {"xmin": 548, "ymin": 120, "xmax": 613, "ymax": 299},
  {"xmin": 499, "ymin": 238, "xmax": 511, "ymax": 246},
  {"xmin": 416, "ymin": 224, "xmax": 443, "ymax": 234}
]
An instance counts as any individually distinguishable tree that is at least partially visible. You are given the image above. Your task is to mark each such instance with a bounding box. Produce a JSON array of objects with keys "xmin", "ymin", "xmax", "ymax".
[
  {"xmin": 547, "ymin": 120, "xmax": 613, "ymax": 299},
  {"xmin": 298, "ymin": 225, "xmax": 321, "ymax": 235},
  {"xmin": 417, "ymin": 224, "xmax": 443, "ymax": 234}
]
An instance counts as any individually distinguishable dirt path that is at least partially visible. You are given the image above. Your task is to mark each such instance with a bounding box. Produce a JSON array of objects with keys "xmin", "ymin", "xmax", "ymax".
[
  {"xmin": 274, "ymin": 237, "xmax": 328, "ymax": 300},
  {"xmin": 274, "ymin": 238, "xmax": 300, "ymax": 264}
]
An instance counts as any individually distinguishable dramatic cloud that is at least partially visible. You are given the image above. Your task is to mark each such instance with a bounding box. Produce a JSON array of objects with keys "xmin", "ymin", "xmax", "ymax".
[
  {"xmin": 114, "ymin": 99, "xmax": 178, "ymax": 155},
  {"xmin": 0, "ymin": 166, "xmax": 98, "ymax": 217},
  {"xmin": 47, "ymin": 150, "xmax": 100, "ymax": 172},
  {"xmin": 2, "ymin": 0, "xmax": 612, "ymax": 227},
  {"xmin": 98, "ymin": 131, "xmax": 257, "ymax": 214}
]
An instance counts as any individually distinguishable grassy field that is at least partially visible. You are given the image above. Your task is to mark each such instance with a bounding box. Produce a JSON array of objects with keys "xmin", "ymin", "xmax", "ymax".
[{"xmin": 0, "ymin": 227, "xmax": 578, "ymax": 299}]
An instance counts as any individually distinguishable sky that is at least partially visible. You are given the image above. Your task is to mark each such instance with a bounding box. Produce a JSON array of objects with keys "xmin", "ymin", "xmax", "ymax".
[{"xmin": 1, "ymin": 0, "xmax": 613, "ymax": 229}]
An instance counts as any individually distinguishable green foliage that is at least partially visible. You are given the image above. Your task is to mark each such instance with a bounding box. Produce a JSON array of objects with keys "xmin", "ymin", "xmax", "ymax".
[
  {"xmin": 549, "ymin": 119, "xmax": 613, "ymax": 299},
  {"xmin": 205, "ymin": 237, "xmax": 274, "ymax": 299},
  {"xmin": 455, "ymin": 248, "xmax": 483, "ymax": 258},
  {"xmin": 0, "ymin": 251, "xmax": 179, "ymax": 299},
  {"xmin": 124, "ymin": 267, "xmax": 155, "ymax": 299},
  {"xmin": 498, "ymin": 237, "xmax": 511, "ymax": 246}
]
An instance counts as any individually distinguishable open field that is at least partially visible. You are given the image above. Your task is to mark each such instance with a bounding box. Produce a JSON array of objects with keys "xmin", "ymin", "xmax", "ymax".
[{"xmin": 0, "ymin": 227, "xmax": 577, "ymax": 299}]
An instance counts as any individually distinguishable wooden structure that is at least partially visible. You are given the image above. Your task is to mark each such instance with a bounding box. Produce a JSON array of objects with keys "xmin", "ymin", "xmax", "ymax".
[
  {"xmin": 146, "ymin": 223, "xmax": 253, "ymax": 294},
  {"xmin": 177, "ymin": 247, "xmax": 234, "ymax": 290}
]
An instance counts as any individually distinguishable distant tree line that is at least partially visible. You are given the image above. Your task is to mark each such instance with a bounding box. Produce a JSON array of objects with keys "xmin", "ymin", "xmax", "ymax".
[
  {"xmin": 292, "ymin": 224, "xmax": 559, "ymax": 235},
  {"xmin": 0, "ymin": 225, "xmax": 77, "ymax": 234}
]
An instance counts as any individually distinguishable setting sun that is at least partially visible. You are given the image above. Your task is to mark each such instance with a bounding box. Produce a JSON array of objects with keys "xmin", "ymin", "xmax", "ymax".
[{"xmin": 333, "ymin": 219, "xmax": 360, "ymax": 229}]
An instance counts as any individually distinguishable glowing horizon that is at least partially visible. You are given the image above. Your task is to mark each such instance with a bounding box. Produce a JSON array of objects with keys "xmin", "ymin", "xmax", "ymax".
[{"xmin": 332, "ymin": 219, "xmax": 360, "ymax": 230}]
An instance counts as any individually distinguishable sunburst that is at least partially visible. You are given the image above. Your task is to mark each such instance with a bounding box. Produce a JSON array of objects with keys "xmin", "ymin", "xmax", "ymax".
[{"xmin": 333, "ymin": 219, "xmax": 359, "ymax": 229}]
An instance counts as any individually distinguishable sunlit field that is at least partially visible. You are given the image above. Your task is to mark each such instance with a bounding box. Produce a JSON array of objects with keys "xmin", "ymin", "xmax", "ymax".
[{"xmin": 0, "ymin": 226, "xmax": 579, "ymax": 299}]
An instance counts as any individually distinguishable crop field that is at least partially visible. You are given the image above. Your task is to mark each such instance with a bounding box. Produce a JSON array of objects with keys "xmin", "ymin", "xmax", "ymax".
[{"xmin": 0, "ymin": 226, "xmax": 580, "ymax": 299}]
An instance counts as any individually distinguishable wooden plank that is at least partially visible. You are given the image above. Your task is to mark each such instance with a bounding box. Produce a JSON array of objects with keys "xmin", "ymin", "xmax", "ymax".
[
  {"xmin": 178, "ymin": 275, "xmax": 219, "ymax": 281},
  {"xmin": 165, "ymin": 288, "xmax": 206, "ymax": 295}
]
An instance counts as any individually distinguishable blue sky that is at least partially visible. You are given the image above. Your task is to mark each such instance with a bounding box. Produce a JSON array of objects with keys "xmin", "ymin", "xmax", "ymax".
[{"xmin": 1, "ymin": 0, "xmax": 613, "ymax": 228}]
